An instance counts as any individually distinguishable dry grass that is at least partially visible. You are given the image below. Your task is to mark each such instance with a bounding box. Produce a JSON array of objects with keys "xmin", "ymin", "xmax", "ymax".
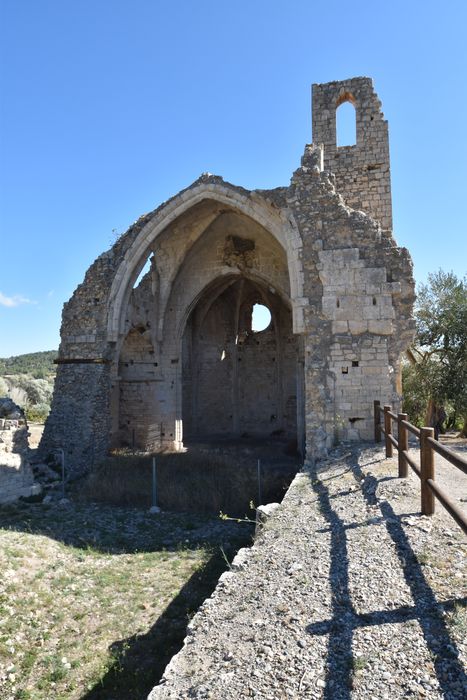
[
  {"xmin": 79, "ymin": 449, "xmax": 296, "ymax": 517},
  {"xmin": 0, "ymin": 499, "xmax": 251, "ymax": 699}
]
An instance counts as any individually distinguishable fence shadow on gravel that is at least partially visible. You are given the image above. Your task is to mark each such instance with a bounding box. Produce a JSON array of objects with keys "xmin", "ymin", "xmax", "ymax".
[{"xmin": 305, "ymin": 448, "xmax": 467, "ymax": 700}]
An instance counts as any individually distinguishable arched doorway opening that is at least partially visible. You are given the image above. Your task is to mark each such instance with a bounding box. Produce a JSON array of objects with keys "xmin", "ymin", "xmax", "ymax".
[
  {"xmin": 181, "ymin": 276, "xmax": 299, "ymax": 443},
  {"xmin": 106, "ymin": 183, "xmax": 306, "ymax": 457}
]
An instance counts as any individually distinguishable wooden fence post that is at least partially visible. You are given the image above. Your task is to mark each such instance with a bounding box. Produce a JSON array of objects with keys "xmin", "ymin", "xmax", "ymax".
[
  {"xmin": 374, "ymin": 400, "xmax": 381, "ymax": 442},
  {"xmin": 420, "ymin": 427, "xmax": 435, "ymax": 515},
  {"xmin": 384, "ymin": 405, "xmax": 393, "ymax": 458},
  {"xmin": 398, "ymin": 413, "xmax": 408, "ymax": 478}
]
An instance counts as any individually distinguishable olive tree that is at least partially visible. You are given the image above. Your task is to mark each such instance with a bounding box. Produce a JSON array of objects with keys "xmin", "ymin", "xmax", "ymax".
[{"xmin": 404, "ymin": 270, "xmax": 467, "ymax": 436}]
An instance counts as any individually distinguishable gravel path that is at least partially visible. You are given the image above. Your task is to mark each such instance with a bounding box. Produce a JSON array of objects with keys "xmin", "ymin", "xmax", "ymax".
[
  {"xmin": 149, "ymin": 443, "xmax": 467, "ymax": 700},
  {"xmin": 403, "ymin": 437, "xmax": 467, "ymax": 517}
]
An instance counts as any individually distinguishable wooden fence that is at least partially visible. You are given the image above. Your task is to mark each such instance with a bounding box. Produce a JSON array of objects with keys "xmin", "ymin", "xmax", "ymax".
[{"xmin": 374, "ymin": 400, "xmax": 467, "ymax": 536}]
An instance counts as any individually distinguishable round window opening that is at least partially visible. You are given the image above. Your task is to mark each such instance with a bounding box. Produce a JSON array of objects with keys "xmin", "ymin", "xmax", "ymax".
[{"xmin": 251, "ymin": 304, "xmax": 271, "ymax": 332}]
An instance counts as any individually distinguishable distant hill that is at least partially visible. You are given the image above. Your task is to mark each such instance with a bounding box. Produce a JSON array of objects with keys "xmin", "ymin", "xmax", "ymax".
[
  {"xmin": 0, "ymin": 351, "xmax": 58, "ymax": 422},
  {"xmin": 0, "ymin": 351, "xmax": 57, "ymax": 379}
]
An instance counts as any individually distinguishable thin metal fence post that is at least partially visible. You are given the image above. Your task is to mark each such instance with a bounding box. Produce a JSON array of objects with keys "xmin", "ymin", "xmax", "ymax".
[
  {"xmin": 257, "ymin": 459, "xmax": 262, "ymax": 506},
  {"xmin": 374, "ymin": 400, "xmax": 381, "ymax": 442},
  {"xmin": 398, "ymin": 413, "xmax": 408, "ymax": 478},
  {"xmin": 62, "ymin": 451, "xmax": 65, "ymax": 498},
  {"xmin": 384, "ymin": 405, "xmax": 393, "ymax": 458},
  {"xmin": 54, "ymin": 448, "xmax": 65, "ymax": 498},
  {"xmin": 60, "ymin": 449, "xmax": 65, "ymax": 498},
  {"xmin": 152, "ymin": 456, "xmax": 157, "ymax": 509},
  {"xmin": 420, "ymin": 427, "xmax": 435, "ymax": 515}
]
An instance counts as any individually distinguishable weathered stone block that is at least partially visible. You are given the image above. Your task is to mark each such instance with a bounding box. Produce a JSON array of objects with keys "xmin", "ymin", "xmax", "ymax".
[
  {"xmin": 348, "ymin": 320, "xmax": 368, "ymax": 334},
  {"xmin": 368, "ymin": 319, "xmax": 393, "ymax": 335}
]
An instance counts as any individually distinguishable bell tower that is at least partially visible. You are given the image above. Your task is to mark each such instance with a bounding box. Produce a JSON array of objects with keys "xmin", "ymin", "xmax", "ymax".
[{"xmin": 312, "ymin": 77, "xmax": 392, "ymax": 231}]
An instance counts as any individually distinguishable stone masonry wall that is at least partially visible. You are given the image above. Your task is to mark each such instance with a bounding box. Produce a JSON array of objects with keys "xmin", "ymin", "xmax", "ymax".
[
  {"xmin": 38, "ymin": 212, "xmax": 159, "ymax": 467},
  {"xmin": 40, "ymin": 363, "xmax": 112, "ymax": 471},
  {"xmin": 286, "ymin": 144, "xmax": 414, "ymax": 459},
  {"xmin": 41, "ymin": 77, "xmax": 415, "ymax": 476},
  {"xmin": 118, "ymin": 324, "xmax": 160, "ymax": 450},
  {"xmin": 312, "ymin": 77, "xmax": 392, "ymax": 231}
]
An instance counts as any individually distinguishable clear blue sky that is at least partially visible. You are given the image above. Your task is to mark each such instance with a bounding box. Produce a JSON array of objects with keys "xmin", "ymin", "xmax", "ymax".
[{"xmin": 1, "ymin": 0, "xmax": 466, "ymax": 356}]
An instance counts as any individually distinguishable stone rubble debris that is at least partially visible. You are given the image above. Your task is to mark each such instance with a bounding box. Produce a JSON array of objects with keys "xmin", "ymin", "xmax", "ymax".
[{"xmin": 0, "ymin": 397, "xmax": 41, "ymax": 504}]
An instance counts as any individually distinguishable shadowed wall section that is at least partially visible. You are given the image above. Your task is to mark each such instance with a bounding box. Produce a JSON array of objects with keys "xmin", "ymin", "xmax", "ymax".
[
  {"xmin": 118, "ymin": 325, "xmax": 159, "ymax": 450},
  {"xmin": 182, "ymin": 279, "xmax": 298, "ymax": 440}
]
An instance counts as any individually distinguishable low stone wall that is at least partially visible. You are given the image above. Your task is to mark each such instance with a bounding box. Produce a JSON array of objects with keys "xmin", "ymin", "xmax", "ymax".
[{"xmin": 0, "ymin": 400, "xmax": 40, "ymax": 504}]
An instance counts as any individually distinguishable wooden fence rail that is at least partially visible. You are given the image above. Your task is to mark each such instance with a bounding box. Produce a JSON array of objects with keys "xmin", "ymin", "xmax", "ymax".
[{"xmin": 374, "ymin": 400, "xmax": 467, "ymax": 536}]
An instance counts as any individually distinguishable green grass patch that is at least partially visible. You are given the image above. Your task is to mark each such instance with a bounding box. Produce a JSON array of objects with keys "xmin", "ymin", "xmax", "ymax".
[{"xmin": 0, "ymin": 499, "xmax": 251, "ymax": 699}]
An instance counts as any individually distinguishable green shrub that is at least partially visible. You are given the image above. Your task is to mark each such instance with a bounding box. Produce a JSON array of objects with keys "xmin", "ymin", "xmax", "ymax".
[
  {"xmin": 0, "ymin": 376, "xmax": 8, "ymax": 396},
  {"xmin": 0, "ymin": 350, "xmax": 57, "ymax": 376},
  {"xmin": 25, "ymin": 402, "xmax": 51, "ymax": 424}
]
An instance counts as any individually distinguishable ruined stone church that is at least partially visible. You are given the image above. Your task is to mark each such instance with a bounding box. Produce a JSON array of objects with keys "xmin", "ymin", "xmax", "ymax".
[{"xmin": 40, "ymin": 77, "xmax": 415, "ymax": 475}]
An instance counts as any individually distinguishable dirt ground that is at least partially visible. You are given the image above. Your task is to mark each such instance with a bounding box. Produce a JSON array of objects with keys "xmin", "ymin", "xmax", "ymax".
[{"xmin": 27, "ymin": 424, "xmax": 44, "ymax": 450}]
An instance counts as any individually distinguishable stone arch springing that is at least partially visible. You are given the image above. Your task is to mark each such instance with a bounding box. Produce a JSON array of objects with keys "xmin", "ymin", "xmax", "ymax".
[
  {"xmin": 107, "ymin": 185, "xmax": 306, "ymax": 453},
  {"xmin": 106, "ymin": 181, "xmax": 305, "ymax": 344},
  {"xmin": 174, "ymin": 268, "xmax": 292, "ymax": 350}
]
